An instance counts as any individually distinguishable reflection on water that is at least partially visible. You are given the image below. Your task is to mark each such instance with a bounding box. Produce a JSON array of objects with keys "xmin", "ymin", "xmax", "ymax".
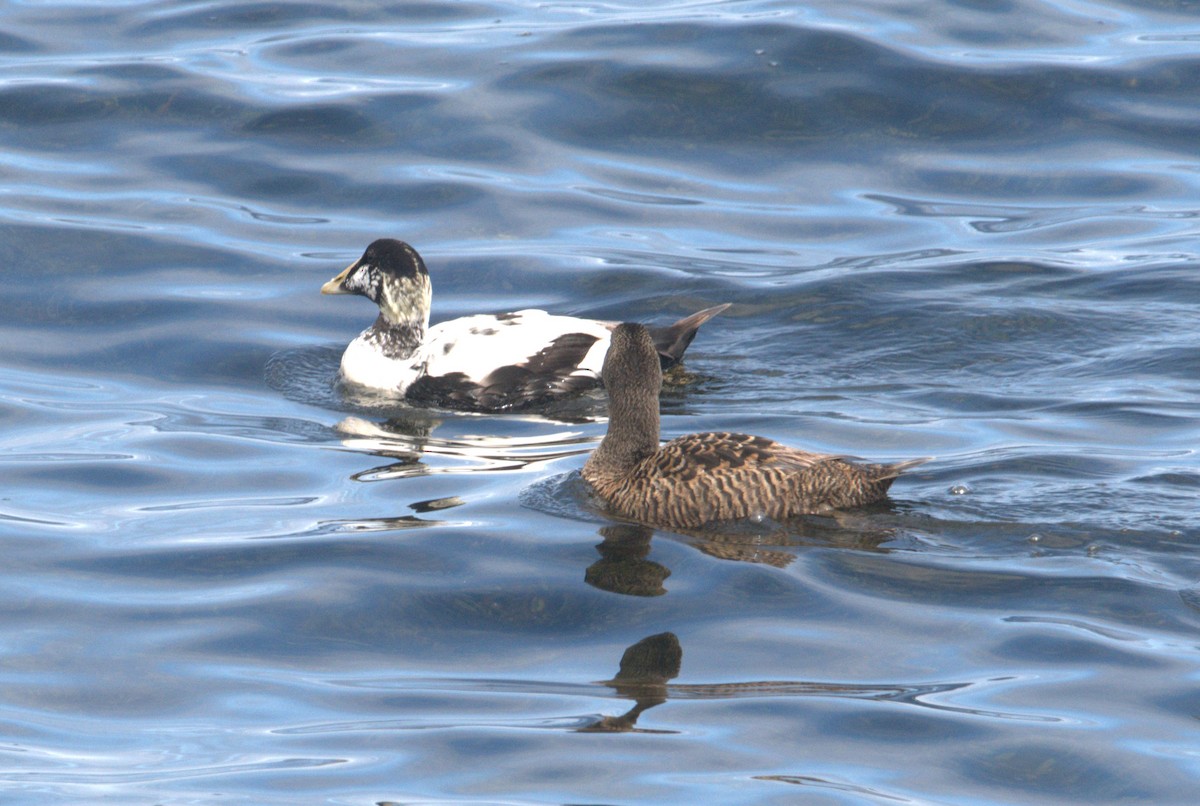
[
  {"xmin": 582, "ymin": 631, "xmax": 682, "ymax": 733},
  {"xmin": 333, "ymin": 414, "xmax": 592, "ymax": 479},
  {"xmin": 586, "ymin": 525, "xmax": 671, "ymax": 597}
]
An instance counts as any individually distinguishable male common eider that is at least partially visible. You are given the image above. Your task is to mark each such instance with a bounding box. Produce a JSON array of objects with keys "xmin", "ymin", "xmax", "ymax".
[
  {"xmin": 582, "ymin": 323, "xmax": 923, "ymax": 529},
  {"xmin": 321, "ymin": 239, "xmax": 729, "ymax": 411}
]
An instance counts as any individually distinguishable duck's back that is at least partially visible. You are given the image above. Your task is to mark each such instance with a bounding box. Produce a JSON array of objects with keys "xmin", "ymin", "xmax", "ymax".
[
  {"xmin": 409, "ymin": 310, "xmax": 613, "ymax": 409},
  {"xmin": 423, "ymin": 310, "xmax": 611, "ymax": 379},
  {"xmin": 601, "ymin": 432, "xmax": 903, "ymax": 528}
]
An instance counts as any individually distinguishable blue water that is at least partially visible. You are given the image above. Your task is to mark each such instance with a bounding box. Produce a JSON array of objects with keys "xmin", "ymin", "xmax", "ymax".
[{"xmin": 2, "ymin": 1, "xmax": 1200, "ymax": 803}]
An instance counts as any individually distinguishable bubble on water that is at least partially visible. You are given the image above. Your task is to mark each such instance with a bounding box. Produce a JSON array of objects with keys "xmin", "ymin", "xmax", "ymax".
[
  {"xmin": 1027, "ymin": 533, "xmax": 1042, "ymax": 544},
  {"xmin": 949, "ymin": 484, "xmax": 971, "ymax": 496}
]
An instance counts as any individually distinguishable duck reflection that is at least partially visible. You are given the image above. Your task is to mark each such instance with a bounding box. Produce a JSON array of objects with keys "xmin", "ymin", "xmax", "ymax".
[
  {"xmin": 334, "ymin": 414, "xmax": 594, "ymax": 482},
  {"xmin": 579, "ymin": 632, "xmax": 1028, "ymax": 734},
  {"xmin": 677, "ymin": 511, "xmax": 902, "ymax": 564},
  {"xmin": 585, "ymin": 525, "xmax": 670, "ymax": 597},
  {"xmin": 583, "ymin": 516, "xmax": 903, "ymax": 597},
  {"xmin": 327, "ymin": 413, "xmax": 598, "ymax": 532},
  {"xmin": 334, "ymin": 413, "xmax": 434, "ymax": 482},
  {"xmin": 581, "ymin": 631, "xmax": 682, "ymax": 733}
]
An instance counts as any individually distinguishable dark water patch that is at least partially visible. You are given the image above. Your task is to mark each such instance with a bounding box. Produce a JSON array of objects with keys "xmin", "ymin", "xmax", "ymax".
[
  {"xmin": 580, "ymin": 185, "xmax": 702, "ymax": 206},
  {"xmin": 5, "ymin": 291, "xmax": 153, "ymax": 331},
  {"xmin": 0, "ymin": 84, "xmax": 125, "ymax": 129},
  {"xmin": 720, "ymin": 293, "xmax": 1129, "ymax": 389},
  {"xmin": 0, "ymin": 82, "xmax": 249, "ymax": 145},
  {"xmin": 1041, "ymin": 400, "xmax": 1193, "ymax": 431},
  {"xmin": 13, "ymin": 461, "xmax": 166, "ymax": 493},
  {"xmin": 158, "ymin": 153, "xmax": 331, "ymax": 204},
  {"xmin": 1173, "ymin": 583, "xmax": 1200, "ymax": 615},
  {"xmin": 167, "ymin": 160, "xmax": 485, "ymax": 215},
  {"xmin": 864, "ymin": 194, "xmax": 1194, "ymax": 239},
  {"xmin": 818, "ymin": 706, "xmax": 988, "ymax": 743},
  {"xmin": 821, "ymin": 551, "xmax": 1200, "ymax": 630},
  {"xmin": 265, "ymin": 345, "xmax": 348, "ymax": 412},
  {"xmin": 59, "ymin": 529, "xmax": 458, "ymax": 584},
  {"xmin": 0, "ymin": 224, "xmax": 242, "ymax": 283},
  {"xmin": 1131, "ymin": 471, "xmax": 1200, "ymax": 489},
  {"xmin": 992, "ymin": 632, "xmax": 1164, "ymax": 669},
  {"xmin": 412, "ymin": 584, "xmax": 630, "ymax": 636},
  {"xmin": 337, "ymin": 178, "xmax": 491, "ymax": 217},
  {"xmin": 132, "ymin": 0, "xmax": 494, "ymax": 39},
  {"xmin": 815, "ymin": 247, "xmax": 970, "ymax": 274},
  {"xmin": 505, "ymin": 22, "xmax": 1200, "ymax": 171},
  {"xmin": 131, "ymin": 2, "xmax": 356, "ymax": 37},
  {"xmin": 147, "ymin": 575, "xmax": 638, "ymax": 662},
  {"xmin": 965, "ymin": 742, "xmax": 1165, "ymax": 802},
  {"xmin": 1032, "ymin": 259, "xmax": 1200, "ymax": 301},
  {"xmin": 909, "ymin": 167, "xmax": 1163, "ymax": 202},
  {"xmin": 0, "ymin": 29, "xmax": 40, "ymax": 53},
  {"xmin": 268, "ymin": 34, "xmax": 364, "ymax": 60},
  {"xmin": 940, "ymin": 449, "xmax": 1126, "ymax": 481},
  {"xmin": 9, "ymin": 308, "xmax": 275, "ymax": 386},
  {"xmin": 539, "ymin": 263, "xmax": 728, "ymax": 316},
  {"xmin": 242, "ymin": 104, "xmax": 382, "ymax": 144},
  {"xmin": 903, "ymin": 389, "xmax": 1057, "ymax": 415},
  {"xmin": 75, "ymin": 61, "xmax": 191, "ymax": 84}
]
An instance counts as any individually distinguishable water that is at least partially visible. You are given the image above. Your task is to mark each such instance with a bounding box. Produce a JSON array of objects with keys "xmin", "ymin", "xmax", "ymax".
[{"xmin": 2, "ymin": 0, "xmax": 1199, "ymax": 802}]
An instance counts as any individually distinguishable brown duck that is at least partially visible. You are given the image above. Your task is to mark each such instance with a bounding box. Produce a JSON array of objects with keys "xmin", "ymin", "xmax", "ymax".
[{"xmin": 582, "ymin": 323, "xmax": 923, "ymax": 529}]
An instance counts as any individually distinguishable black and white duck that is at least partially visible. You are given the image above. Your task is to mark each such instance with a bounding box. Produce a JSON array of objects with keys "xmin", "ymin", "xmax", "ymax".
[
  {"xmin": 321, "ymin": 239, "xmax": 729, "ymax": 411},
  {"xmin": 582, "ymin": 323, "xmax": 923, "ymax": 529}
]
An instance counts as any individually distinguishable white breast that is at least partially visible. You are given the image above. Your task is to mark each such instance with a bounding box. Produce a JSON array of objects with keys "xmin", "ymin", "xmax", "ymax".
[{"xmin": 339, "ymin": 332, "xmax": 423, "ymax": 392}]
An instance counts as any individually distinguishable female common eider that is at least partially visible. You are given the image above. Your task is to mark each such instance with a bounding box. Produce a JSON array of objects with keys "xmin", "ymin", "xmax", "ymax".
[
  {"xmin": 582, "ymin": 323, "xmax": 923, "ymax": 529},
  {"xmin": 321, "ymin": 239, "xmax": 729, "ymax": 411}
]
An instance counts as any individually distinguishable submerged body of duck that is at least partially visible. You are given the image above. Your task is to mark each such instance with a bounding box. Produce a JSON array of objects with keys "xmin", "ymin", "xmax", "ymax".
[
  {"xmin": 322, "ymin": 239, "xmax": 729, "ymax": 411},
  {"xmin": 582, "ymin": 323, "xmax": 923, "ymax": 529}
]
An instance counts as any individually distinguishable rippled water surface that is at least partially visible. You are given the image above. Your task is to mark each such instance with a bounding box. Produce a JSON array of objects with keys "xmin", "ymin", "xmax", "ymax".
[{"xmin": 3, "ymin": 1, "xmax": 1200, "ymax": 803}]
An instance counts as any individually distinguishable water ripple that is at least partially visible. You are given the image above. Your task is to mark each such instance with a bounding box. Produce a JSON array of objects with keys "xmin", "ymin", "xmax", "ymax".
[{"xmin": 3, "ymin": 1, "xmax": 1200, "ymax": 803}]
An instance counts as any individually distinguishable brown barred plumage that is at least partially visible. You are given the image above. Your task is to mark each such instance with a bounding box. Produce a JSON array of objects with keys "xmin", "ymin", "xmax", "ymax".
[{"xmin": 582, "ymin": 323, "xmax": 924, "ymax": 529}]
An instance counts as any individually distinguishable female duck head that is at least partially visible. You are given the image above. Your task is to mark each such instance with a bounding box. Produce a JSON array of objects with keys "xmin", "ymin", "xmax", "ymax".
[
  {"xmin": 592, "ymin": 323, "xmax": 664, "ymax": 469},
  {"xmin": 321, "ymin": 239, "xmax": 432, "ymax": 329},
  {"xmin": 603, "ymin": 323, "xmax": 664, "ymax": 400}
]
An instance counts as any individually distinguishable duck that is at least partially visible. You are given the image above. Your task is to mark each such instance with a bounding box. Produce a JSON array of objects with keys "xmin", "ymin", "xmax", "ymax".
[
  {"xmin": 321, "ymin": 239, "xmax": 730, "ymax": 411},
  {"xmin": 582, "ymin": 322, "xmax": 923, "ymax": 529}
]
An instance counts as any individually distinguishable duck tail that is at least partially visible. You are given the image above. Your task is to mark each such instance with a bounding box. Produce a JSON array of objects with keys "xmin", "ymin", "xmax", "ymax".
[
  {"xmin": 870, "ymin": 457, "xmax": 930, "ymax": 489},
  {"xmin": 647, "ymin": 303, "xmax": 732, "ymax": 366}
]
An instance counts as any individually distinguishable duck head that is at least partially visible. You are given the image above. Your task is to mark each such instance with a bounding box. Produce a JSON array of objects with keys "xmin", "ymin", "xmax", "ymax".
[
  {"xmin": 322, "ymin": 239, "xmax": 432, "ymax": 330},
  {"xmin": 588, "ymin": 323, "xmax": 663, "ymax": 473},
  {"xmin": 603, "ymin": 323, "xmax": 664, "ymax": 402}
]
